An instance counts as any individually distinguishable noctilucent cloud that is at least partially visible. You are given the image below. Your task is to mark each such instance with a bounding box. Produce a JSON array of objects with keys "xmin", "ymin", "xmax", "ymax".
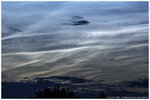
[{"xmin": 2, "ymin": 2, "xmax": 148, "ymax": 83}]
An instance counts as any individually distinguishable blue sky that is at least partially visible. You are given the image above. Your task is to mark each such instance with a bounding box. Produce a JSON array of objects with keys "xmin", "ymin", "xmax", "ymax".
[{"xmin": 2, "ymin": 1, "xmax": 148, "ymax": 84}]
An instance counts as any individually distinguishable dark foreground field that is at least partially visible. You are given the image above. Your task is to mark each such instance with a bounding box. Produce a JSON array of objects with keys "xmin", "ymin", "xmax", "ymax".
[{"xmin": 2, "ymin": 76, "xmax": 148, "ymax": 98}]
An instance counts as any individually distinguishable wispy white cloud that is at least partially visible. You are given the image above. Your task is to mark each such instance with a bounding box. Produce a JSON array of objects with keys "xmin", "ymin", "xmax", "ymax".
[{"xmin": 2, "ymin": 2, "xmax": 148, "ymax": 83}]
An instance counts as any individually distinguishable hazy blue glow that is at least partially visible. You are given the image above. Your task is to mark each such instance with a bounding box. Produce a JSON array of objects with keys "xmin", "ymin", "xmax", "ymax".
[{"xmin": 2, "ymin": 2, "xmax": 148, "ymax": 83}]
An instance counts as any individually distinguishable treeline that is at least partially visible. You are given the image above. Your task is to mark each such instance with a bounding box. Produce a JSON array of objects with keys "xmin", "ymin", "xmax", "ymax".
[{"xmin": 34, "ymin": 86, "xmax": 106, "ymax": 98}]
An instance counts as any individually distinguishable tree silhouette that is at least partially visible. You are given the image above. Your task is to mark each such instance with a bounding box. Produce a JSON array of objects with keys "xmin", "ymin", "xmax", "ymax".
[
  {"xmin": 35, "ymin": 86, "xmax": 78, "ymax": 98},
  {"xmin": 97, "ymin": 91, "xmax": 106, "ymax": 98}
]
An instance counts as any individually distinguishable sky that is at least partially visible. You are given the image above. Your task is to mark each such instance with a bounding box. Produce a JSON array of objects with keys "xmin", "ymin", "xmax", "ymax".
[{"xmin": 2, "ymin": 1, "xmax": 148, "ymax": 84}]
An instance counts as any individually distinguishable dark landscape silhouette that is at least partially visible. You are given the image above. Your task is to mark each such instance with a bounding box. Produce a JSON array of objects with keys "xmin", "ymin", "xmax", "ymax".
[
  {"xmin": 35, "ymin": 86, "xmax": 78, "ymax": 98},
  {"xmin": 35, "ymin": 86, "xmax": 107, "ymax": 98},
  {"xmin": 2, "ymin": 76, "xmax": 148, "ymax": 98}
]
